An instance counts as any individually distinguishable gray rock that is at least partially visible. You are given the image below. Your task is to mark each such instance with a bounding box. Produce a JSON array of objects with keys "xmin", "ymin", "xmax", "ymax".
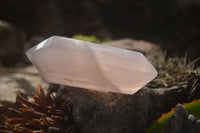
[
  {"xmin": 50, "ymin": 85, "xmax": 158, "ymax": 133},
  {"xmin": 164, "ymin": 104, "xmax": 200, "ymax": 133}
]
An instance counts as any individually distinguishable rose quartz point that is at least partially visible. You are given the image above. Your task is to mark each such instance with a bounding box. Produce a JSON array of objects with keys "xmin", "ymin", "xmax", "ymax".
[{"xmin": 26, "ymin": 36, "xmax": 158, "ymax": 94}]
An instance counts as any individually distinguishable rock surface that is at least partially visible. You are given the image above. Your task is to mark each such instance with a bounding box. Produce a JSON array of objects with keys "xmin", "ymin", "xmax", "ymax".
[
  {"xmin": 164, "ymin": 104, "xmax": 200, "ymax": 133},
  {"xmin": 49, "ymin": 85, "xmax": 158, "ymax": 133}
]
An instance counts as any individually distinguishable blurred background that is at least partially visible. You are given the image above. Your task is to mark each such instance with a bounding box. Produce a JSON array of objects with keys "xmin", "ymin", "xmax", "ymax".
[{"xmin": 0, "ymin": 0, "xmax": 200, "ymax": 66}]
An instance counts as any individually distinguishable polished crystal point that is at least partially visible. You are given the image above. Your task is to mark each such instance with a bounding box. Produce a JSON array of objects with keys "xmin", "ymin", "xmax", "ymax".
[{"xmin": 26, "ymin": 36, "xmax": 158, "ymax": 94}]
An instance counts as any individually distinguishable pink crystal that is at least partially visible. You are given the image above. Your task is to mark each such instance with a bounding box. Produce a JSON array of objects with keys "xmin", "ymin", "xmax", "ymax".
[{"xmin": 26, "ymin": 36, "xmax": 158, "ymax": 94}]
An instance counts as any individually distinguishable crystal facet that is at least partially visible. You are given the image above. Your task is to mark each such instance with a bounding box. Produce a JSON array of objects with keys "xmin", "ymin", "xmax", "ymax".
[{"xmin": 26, "ymin": 36, "xmax": 158, "ymax": 94}]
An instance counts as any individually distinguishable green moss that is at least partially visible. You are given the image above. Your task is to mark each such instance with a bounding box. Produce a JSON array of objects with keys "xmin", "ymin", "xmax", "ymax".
[
  {"xmin": 72, "ymin": 34, "xmax": 111, "ymax": 43},
  {"xmin": 72, "ymin": 35, "xmax": 101, "ymax": 43}
]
